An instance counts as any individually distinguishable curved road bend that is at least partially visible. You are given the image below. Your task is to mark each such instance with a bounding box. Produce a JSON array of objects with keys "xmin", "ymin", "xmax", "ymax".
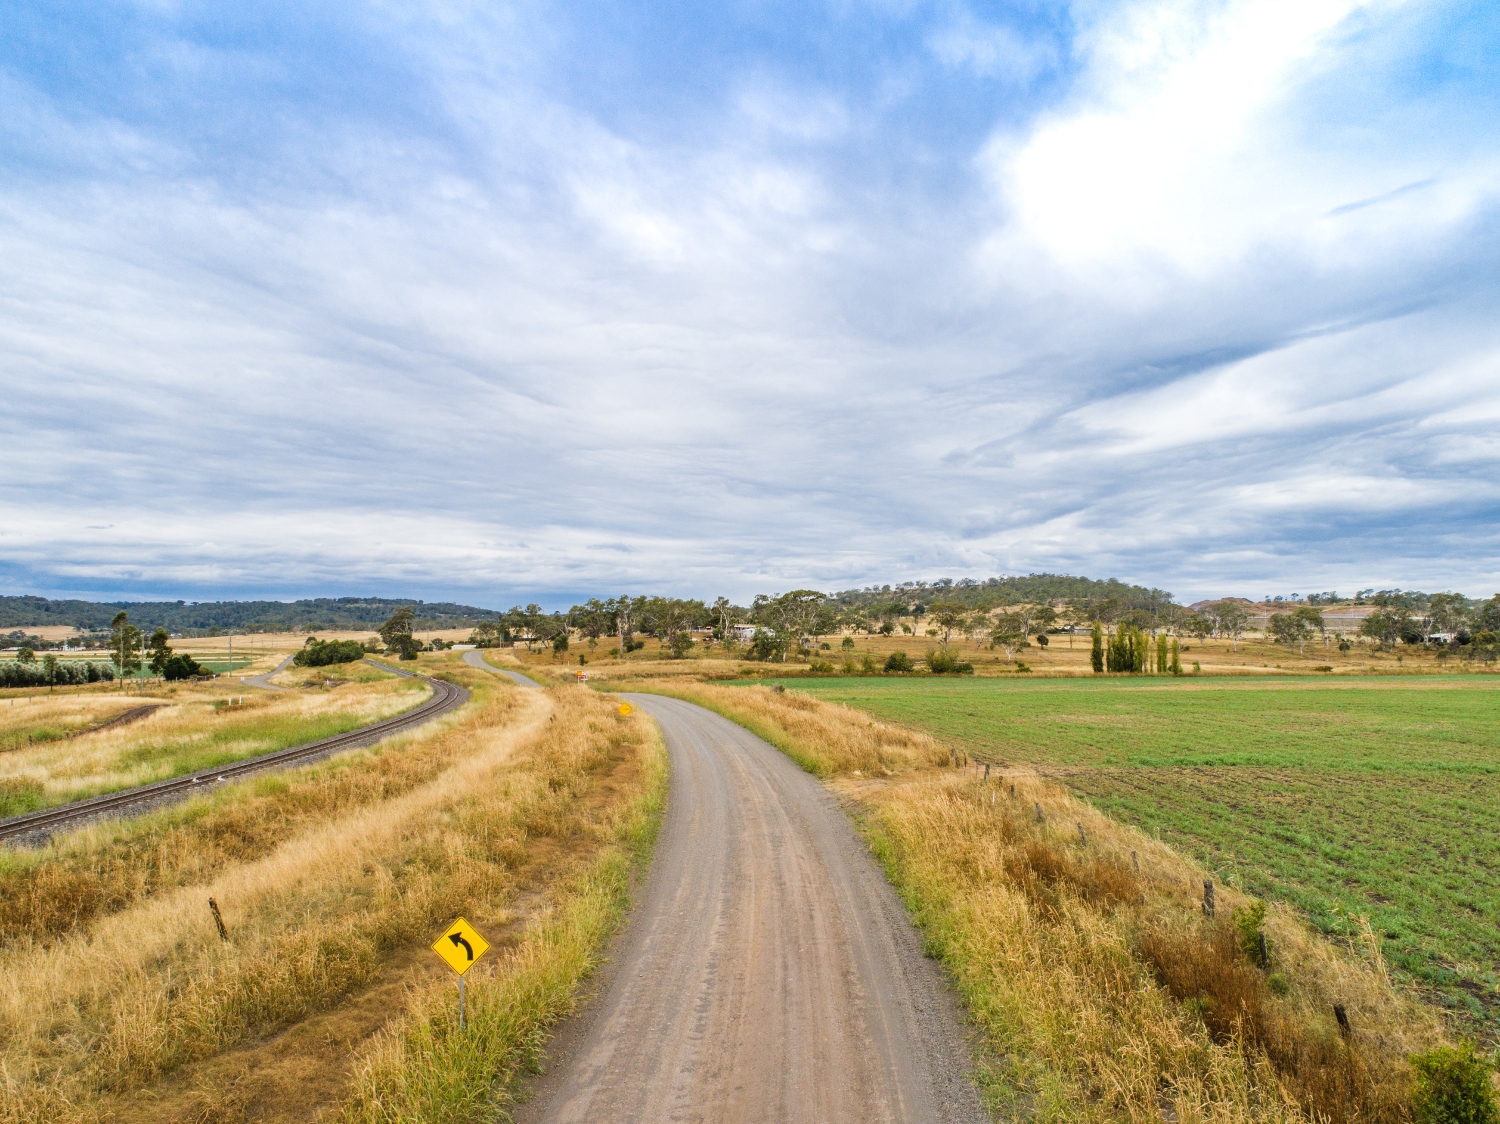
[
  {"xmin": 242, "ymin": 654, "xmax": 295, "ymax": 690},
  {"xmin": 461, "ymin": 650, "xmax": 544, "ymax": 688},
  {"xmin": 515, "ymin": 693, "xmax": 986, "ymax": 1124}
]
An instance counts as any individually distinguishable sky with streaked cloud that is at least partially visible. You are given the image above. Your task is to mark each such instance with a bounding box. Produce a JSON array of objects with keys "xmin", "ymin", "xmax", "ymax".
[{"xmin": 2, "ymin": 0, "xmax": 1497, "ymax": 607}]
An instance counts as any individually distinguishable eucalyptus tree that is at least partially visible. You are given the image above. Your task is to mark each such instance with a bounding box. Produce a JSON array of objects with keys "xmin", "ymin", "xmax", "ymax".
[
  {"xmin": 989, "ymin": 612, "xmax": 1027, "ymax": 661},
  {"xmin": 926, "ymin": 601, "xmax": 967, "ymax": 645},
  {"xmin": 1268, "ymin": 613, "xmax": 1313, "ymax": 654},
  {"xmin": 751, "ymin": 590, "xmax": 827, "ymax": 661},
  {"xmin": 110, "ymin": 610, "xmax": 143, "ymax": 680},
  {"xmin": 1428, "ymin": 592, "xmax": 1471, "ymax": 638},
  {"xmin": 379, "ymin": 606, "xmax": 421, "ymax": 659}
]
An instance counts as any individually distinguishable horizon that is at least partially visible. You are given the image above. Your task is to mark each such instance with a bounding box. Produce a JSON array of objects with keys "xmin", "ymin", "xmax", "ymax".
[{"xmin": 3, "ymin": 578, "xmax": 1489, "ymax": 620}]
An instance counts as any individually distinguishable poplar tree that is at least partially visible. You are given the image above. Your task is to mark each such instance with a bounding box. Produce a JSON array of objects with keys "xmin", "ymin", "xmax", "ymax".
[
  {"xmin": 1170, "ymin": 637, "xmax": 1182, "ymax": 675},
  {"xmin": 1091, "ymin": 623, "xmax": 1104, "ymax": 673}
]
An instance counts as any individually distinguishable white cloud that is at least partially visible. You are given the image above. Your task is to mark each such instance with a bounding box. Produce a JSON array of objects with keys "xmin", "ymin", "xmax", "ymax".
[{"xmin": 980, "ymin": 0, "xmax": 1497, "ymax": 275}]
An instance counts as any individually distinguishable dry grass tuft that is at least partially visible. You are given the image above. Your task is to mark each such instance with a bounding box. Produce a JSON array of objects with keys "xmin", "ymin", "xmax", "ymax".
[{"xmin": 1135, "ymin": 918, "xmax": 1398, "ymax": 1123}]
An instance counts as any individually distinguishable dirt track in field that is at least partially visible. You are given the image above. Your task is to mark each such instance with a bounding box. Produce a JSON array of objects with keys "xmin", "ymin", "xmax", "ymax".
[{"xmin": 515, "ymin": 693, "xmax": 986, "ymax": 1124}]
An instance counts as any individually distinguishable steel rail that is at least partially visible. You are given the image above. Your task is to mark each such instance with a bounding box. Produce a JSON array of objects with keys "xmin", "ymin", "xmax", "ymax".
[{"xmin": 0, "ymin": 660, "xmax": 469, "ymax": 845}]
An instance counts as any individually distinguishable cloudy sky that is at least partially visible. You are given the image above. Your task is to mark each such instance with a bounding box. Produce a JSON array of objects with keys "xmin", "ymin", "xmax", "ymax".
[{"xmin": 2, "ymin": 0, "xmax": 1497, "ymax": 608}]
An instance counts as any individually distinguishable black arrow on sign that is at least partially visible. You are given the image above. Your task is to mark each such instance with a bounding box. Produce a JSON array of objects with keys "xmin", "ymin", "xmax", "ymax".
[{"xmin": 449, "ymin": 933, "xmax": 474, "ymax": 960}]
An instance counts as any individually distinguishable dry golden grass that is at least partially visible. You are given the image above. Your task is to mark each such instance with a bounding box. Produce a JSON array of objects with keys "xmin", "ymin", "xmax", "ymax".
[
  {"xmin": 656, "ymin": 679, "xmax": 1450, "ymax": 1122},
  {"xmin": 0, "ymin": 673, "xmax": 427, "ymax": 809},
  {"xmin": 0, "ymin": 693, "xmax": 155, "ymax": 747},
  {"xmin": 636, "ymin": 680, "xmax": 951, "ymax": 776},
  {"xmin": 0, "ymin": 681, "xmax": 525, "ymax": 944},
  {"xmin": 0, "ymin": 670, "xmax": 664, "ymax": 1124}
]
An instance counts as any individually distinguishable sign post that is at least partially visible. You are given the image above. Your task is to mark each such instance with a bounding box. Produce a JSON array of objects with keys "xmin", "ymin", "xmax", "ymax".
[{"xmin": 431, "ymin": 916, "xmax": 491, "ymax": 1030}]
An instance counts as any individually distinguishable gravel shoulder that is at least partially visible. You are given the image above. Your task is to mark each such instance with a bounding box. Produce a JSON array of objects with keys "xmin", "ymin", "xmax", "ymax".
[{"xmin": 514, "ymin": 692, "xmax": 987, "ymax": 1124}]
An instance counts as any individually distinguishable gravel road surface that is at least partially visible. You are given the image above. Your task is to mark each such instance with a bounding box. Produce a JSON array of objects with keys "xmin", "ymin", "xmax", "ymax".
[
  {"xmin": 242, "ymin": 654, "xmax": 294, "ymax": 690},
  {"xmin": 515, "ymin": 693, "xmax": 986, "ymax": 1124},
  {"xmin": 461, "ymin": 650, "xmax": 544, "ymax": 688}
]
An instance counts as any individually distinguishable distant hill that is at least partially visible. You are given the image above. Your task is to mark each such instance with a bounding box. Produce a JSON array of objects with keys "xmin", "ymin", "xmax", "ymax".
[
  {"xmin": 0, "ymin": 595, "xmax": 501, "ymax": 634},
  {"xmin": 829, "ymin": 574, "xmax": 1174, "ymax": 611}
]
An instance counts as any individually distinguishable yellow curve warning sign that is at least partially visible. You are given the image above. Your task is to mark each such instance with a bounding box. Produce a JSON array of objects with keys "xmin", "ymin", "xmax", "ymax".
[
  {"xmin": 432, "ymin": 917, "xmax": 490, "ymax": 976},
  {"xmin": 618, "ymin": 702, "xmax": 633, "ymax": 716}
]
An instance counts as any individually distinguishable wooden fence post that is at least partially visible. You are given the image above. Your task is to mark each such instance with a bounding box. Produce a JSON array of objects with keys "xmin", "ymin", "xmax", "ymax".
[
  {"xmin": 1334, "ymin": 1004, "xmax": 1351, "ymax": 1038},
  {"xmin": 208, "ymin": 897, "xmax": 229, "ymax": 941},
  {"xmin": 1202, "ymin": 880, "xmax": 1215, "ymax": 918}
]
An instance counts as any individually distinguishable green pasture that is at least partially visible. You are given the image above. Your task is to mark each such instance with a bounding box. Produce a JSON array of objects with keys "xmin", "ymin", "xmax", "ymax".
[{"xmin": 774, "ymin": 674, "xmax": 1500, "ymax": 1028}]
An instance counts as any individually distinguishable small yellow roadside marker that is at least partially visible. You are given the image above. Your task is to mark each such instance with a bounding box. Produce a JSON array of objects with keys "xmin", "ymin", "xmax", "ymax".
[
  {"xmin": 432, "ymin": 916, "xmax": 490, "ymax": 1030},
  {"xmin": 618, "ymin": 702, "xmax": 633, "ymax": 716}
]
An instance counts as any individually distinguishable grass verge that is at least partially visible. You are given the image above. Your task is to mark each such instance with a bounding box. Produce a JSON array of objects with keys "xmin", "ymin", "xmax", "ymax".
[{"xmin": 336, "ymin": 723, "xmax": 666, "ymax": 1123}]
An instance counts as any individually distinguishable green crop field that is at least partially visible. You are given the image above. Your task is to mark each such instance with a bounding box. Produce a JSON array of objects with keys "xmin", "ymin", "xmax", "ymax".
[{"xmin": 772, "ymin": 673, "xmax": 1500, "ymax": 1031}]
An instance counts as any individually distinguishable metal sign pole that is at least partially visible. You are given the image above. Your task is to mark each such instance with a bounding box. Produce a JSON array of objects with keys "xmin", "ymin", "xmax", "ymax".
[{"xmin": 459, "ymin": 975, "xmax": 466, "ymax": 1030}]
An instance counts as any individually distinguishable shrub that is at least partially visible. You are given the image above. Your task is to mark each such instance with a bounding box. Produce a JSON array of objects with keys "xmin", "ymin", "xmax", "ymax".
[
  {"xmin": 884, "ymin": 651, "xmax": 914, "ymax": 673},
  {"xmin": 1233, "ymin": 900, "xmax": 1270, "ymax": 966},
  {"xmin": 1411, "ymin": 1044, "xmax": 1498, "ymax": 1124},
  {"xmin": 162, "ymin": 653, "xmax": 210, "ymax": 681},
  {"xmin": 926, "ymin": 649, "xmax": 974, "ymax": 675},
  {"xmin": 387, "ymin": 635, "xmax": 422, "ymax": 661},
  {"xmin": 746, "ymin": 630, "xmax": 782, "ymax": 661},
  {"xmin": 841, "ymin": 637, "xmax": 855, "ymax": 650},
  {"xmin": 294, "ymin": 639, "xmax": 368, "ymax": 668}
]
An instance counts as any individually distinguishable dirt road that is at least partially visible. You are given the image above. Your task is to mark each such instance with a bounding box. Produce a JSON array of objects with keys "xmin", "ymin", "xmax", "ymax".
[
  {"xmin": 461, "ymin": 649, "xmax": 543, "ymax": 687},
  {"xmin": 242, "ymin": 654, "xmax": 294, "ymax": 690},
  {"xmin": 516, "ymin": 693, "xmax": 986, "ymax": 1124}
]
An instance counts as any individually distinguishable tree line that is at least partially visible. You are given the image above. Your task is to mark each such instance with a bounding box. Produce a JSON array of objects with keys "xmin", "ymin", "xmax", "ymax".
[{"xmin": 0, "ymin": 595, "xmax": 503, "ymax": 635}]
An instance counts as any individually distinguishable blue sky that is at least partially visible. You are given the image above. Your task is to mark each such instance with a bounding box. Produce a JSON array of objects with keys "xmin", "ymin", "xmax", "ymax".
[{"xmin": 2, "ymin": 0, "xmax": 1498, "ymax": 608}]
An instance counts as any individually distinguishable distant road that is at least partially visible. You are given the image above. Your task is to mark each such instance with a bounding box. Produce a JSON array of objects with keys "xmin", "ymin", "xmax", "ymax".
[
  {"xmin": 462, "ymin": 650, "xmax": 544, "ymax": 688},
  {"xmin": 515, "ymin": 694, "xmax": 985, "ymax": 1124},
  {"xmin": 242, "ymin": 654, "xmax": 295, "ymax": 690}
]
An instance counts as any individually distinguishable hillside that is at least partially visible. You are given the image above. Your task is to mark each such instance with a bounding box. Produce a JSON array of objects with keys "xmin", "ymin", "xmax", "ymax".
[
  {"xmin": 828, "ymin": 573, "xmax": 1173, "ymax": 612},
  {"xmin": 0, "ymin": 595, "xmax": 501, "ymax": 634}
]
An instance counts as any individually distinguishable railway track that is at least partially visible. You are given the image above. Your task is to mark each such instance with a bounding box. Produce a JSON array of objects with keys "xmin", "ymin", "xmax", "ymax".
[{"xmin": 0, "ymin": 660, "xmax": 469, "ymax": 846}]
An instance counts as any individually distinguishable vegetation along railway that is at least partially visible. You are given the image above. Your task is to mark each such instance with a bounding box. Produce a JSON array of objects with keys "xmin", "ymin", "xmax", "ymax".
[{"xmin": 0, "ymin": 660, "xmax": 468, "ymax": 845}]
